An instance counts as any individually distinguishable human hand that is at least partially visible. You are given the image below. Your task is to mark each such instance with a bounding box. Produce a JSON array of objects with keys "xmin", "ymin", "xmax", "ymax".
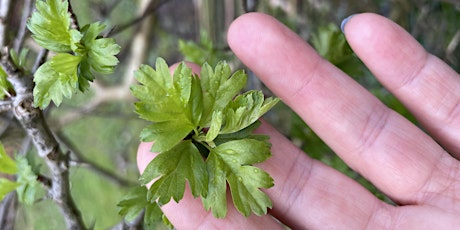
[{"xmin": 137, "ymin": 13, "xmax": 460, "ymax": 229}]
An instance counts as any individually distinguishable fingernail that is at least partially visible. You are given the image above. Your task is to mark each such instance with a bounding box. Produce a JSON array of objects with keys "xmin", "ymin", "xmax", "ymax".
[{"xmin": 340, "ymin": 14, "xmax": 355, "ymax": 33}]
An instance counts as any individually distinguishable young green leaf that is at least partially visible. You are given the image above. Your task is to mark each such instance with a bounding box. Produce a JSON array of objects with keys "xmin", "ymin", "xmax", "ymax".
[
  {"xmin": 27, "ymin": 0, "xmax": 72, "ymax": 52},
  {"xmin": 202, "ymin": 139, "xmax": 273, "ymax": 217},
  {"xmin": 0, "ymin": 179, "xmax": 19, "ymax": 202},
  {"xmin": 132, "ymin": 59, "xmax": 200, "ymax": 152},
  {"xmin": 0, "ymin": 66, "xmax": 12, "ymax": 99},
  {"xmin": 16, "ymin": 155, "xmax": 40, "ymax": 204},
  {"xmin": 140, "ymin": 140, "xmax": 208, "ymax": 205},
  {"xmin": 221, "ymin": 91, "xmax": 280, "ymax": 134},
  {"xmin": 200, "ymin": 62, "xmax": 247, "ymax": 127},
  {"xmin": 80, "ymin": 23, "xmax": 120, "ymax": 75},
  {"xmin": 0, "ymin": 143, "xmax": 17, "ymax": 174},
  {"xmin": 33, "ymin": 53, "xmax": 81, "ymax": 108}
]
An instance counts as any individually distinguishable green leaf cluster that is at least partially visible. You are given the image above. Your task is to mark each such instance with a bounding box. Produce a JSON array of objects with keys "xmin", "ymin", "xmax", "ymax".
[
  {"xmin": 132, "ymin": 58, "xmax": 279, "ymax": 218},
  {"xmin": 0, "ymin": 143, "xmax": 40, "ymax": 204},
  {"xmin": 178, "ymin": 31, "xmax": 231, "ymax": 66},
  {"xmin": 27, "ymin": 0, "xmax": 120, "ymax": 108}
]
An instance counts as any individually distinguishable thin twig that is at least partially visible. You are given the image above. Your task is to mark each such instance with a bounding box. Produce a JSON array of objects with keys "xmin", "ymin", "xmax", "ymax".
[
  {"xmin": 0, "ymin": 0, "xmax": 11, "ymax": 47},
  {"xmin": 1, "ymin": 45, "xmax": 86, "ymax": 230},
  {"xmin": 446, "ymin": 29, "xmax": 460, "ymax": 64},
  {"xmin": 108, "ymin": 0, "xmax": 169, "ymax": 37},
  {"xmin": 68, "ymin": 0, "xmax": 80, "ymax": 30},
  {"xmin": 0, "ymin": 192, "xmax": 17, "ymax": 230},
  {"xmin": 32, "ymin": 48, "xmax": 48, "ymax": 73},
  {"xmin": 13, "ymin": 0, "xmax": 33, "ymax": 51}
]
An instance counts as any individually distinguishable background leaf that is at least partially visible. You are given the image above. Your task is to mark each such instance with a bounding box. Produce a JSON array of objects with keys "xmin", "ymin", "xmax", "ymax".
[
  {"xmin": 203, "ymin": 139, "xmax": 273, "ymax": 217},
  {"xmin": 16, "ymin": 156, "xmax": 40, "ymax": 205},
  {"xmin": 0, "ymin": 179, "xmax": 20, "ymax": 202},
  {"xmin": 140, "ymin": 140, "xmax": 208, "ymax": 205}
]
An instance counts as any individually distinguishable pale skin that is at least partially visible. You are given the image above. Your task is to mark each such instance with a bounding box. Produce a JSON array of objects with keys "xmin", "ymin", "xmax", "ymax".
[{"xmin": 137, "ymin": 13, "xmax": 460, "ymax": 229}]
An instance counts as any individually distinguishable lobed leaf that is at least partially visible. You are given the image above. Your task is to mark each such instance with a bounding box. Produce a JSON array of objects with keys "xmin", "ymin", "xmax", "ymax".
[
  {"xmin": 33, "ymin": 53, "xmax": 81, "ymax": 108},
  {"xmin": 221, "ymin": 91, "xmax": 279, "ymax": 134},
  {"xmin": 15, "ymin": 156, "xmax": 40, "ymax": 204},
  {"xmin": 132, "ymin": 59, "xmax": 200, "ymax": 152},
  {"xmin": 202, "ymin": 139, "xmax": 273, "ymax": 217},
  {"xmin": 200, "ymin": 62, "xmax": 247, "ymax": 127},
  {"xmin": 140, "ymin": 140, "xmax": 208, "ymax": 205},
  {"xmin": 27, "ymin": 0, "xmax": 72, "ymax": 52}
]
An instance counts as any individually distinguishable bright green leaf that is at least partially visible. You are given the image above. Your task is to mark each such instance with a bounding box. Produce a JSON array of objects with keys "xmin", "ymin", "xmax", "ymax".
[
  {"xmin": 140, "ymin": 140, "xmax": 207, "ymax": 205},
  {"xmin": 205, "ymin": 110, "xmax": 222, "ymax": 142},
  {"xmin": 79, "ymin": 22, "xmax": 120, "ymax": 75},
  {"xmin": 133, "ymin": 59, "xmax": 279, "ymax": 219},
  {"xmin": 16, "ymin": 156, "xmax": 40, "ymax": 204},
  {"xmin": 33, "ymin": 53, "xmax": 82, "ymax": 108},
  {"xmin": 0, "ymin": 178, "xmax": 19, "ymax": 202},
  {"xmin": 27, "ymin": 0, "xmax": 72, "ymax": 52},
  {"xmin": 132, "ymin": 59, "xmax": 199, "ymax": 152},
  {"xmin": 0, "ymin": 65, "xmax": 13, "ymax": 99},
  {"xmin": 139, "ymin": 121, "xmax": 194, "ymax": 153},
  {"xmin": 221, "ymin": 91, "xmax": 279, "ymax": 133},
  {"xmin": 203, "ymin": 139, "xmax": 273, "ymax": 217},
  {"xmin": 200, "ymin": 62, "xmax": 247, "ymax": 127},
  {"xmin": 0, "ymin": 142, "xmax": 17, "ymax": 174}
]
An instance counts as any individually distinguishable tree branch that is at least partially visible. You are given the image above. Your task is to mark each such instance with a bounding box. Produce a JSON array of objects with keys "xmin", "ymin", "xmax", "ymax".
[
  {"xmin": 1, "ymin": 48, "xmax": 86, "ymax": 230},
  {"xmin": 13, "ymin": 0, "xmax": 33, "ymax": 51},
  {"xmin": 0, "ymin": 192, "xmax": 17, "ymax": 230},
  {"xmin": 108, "ymin": 0, "xmax": 168, "ymax": 37},
  {"xmin": 0, "ymin": 0, "xmax": 11, "ymax": 47}
]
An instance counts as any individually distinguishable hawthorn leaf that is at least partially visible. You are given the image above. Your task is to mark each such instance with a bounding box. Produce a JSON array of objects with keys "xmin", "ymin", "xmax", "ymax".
[
  {"xmin": 139, "ymin": 120, "xmax": 195, "ymax": 153},
  {"xmin": 27, "ymin": 0, "xmax": 72, "ymax": 52},
  {"xmin": 132, "ymin": 59, "xmax": 200, "ymax": 152},
  {"xmin": 140, "ymin": 140, "xmax": 207, "ymax": 205},
  {"xmin": 202, "ymin": 139, "xmax": 273, "ymax": 217},
  {"xmin": 80, "ymin": 22, "xmax": 120, "ymax": 74},
  {"xmin": 0, "ymin": 179, "xmax": 19, "ymax": 202},
  {"xmin": 0, "ymin": 143, "xmax": 17, "ymax": 174},
  {"xmin": 213, "ymin": 121, "xmax": 269, "ymax": 146},
  {"xmin": 221, "ymin": 91, "xmax": 279, "ymax": 134},
  {"xmin": 205, "ymin": 110, "xmax": 222, "ymax": 142},
  {"xmin": 16, "ymin": 156, "xmax": 40, "ymax": 204},
  {"xmin": 33, "ymin": 53, "xmax": 81, "ymax": 108},
  {"xmin": 200, "ymin": 62, "xmax": 247, "ymax": 127}
]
